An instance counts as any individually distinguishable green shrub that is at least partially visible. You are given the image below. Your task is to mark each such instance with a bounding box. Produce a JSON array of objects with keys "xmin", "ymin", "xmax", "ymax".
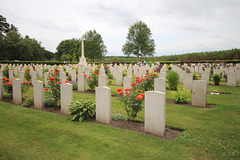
[
  {"xmin": 44, "ymin": 99, "xmax": 57, "ymax": 108},
  {"xmin": 172, "ymin": 88, "xmax": 191, "ymax": 104},
  {"xmin": 68, "ymin": 99, "xmax": 96, "ymax": 122},
  {"xmin": 213, "ymin": 74, "xmax": 221, "ymax": 85},
  {"xmin": 44, "ymin": 68, "xmax": 49, "ymax": 72},
  {"xmin": 112, "ymin": 111, "xmax": 128, "ymax": 121},
  {"xmin": 107, "ymin": 72, "xmax": 113, "ymax": 79},
  {"xmin": 166, "ymin": 71, "xmax": 179, "ymax": 90},
  {"xmin": 87, "ymin": 72, "xmax": 98, "ymax": 91},
  {"xmin": 22, "ymin": 97, "xmax": 34, "ymax": 107},
  {"xmin": 72, "ymin": 83, "xmax": 78, "ymax": 90}
]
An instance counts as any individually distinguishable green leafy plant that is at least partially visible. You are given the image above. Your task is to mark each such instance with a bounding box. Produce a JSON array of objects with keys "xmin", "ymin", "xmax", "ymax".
[
  {"xmin": 2, "ymin": 78, "xmax": 12, "ymax": 97},
  {"xmin": 112, "ymin": 111, "xmax": 128, "ymax": 121},
  {"xmin": 108, "ymin": 79, "xmax": 112, "ymax": 84},
  {"xmin": 193, "ymin": 72, "xmax": 200, "ymax": 80},
  {"xmin": 213, "ymin": 74, "xmax": 221, "ymax": 85},
  {"xmin": 107, "ymin": 72, "xmax": 113, "ymax": 79},
  {"xmin": 24, "ymin": 69, "xmax": 31, "ymax": 82},
  {"xmin": 166, "ymin": 71, "xmax": 179, "ymax": 90},
  {"xmin": 44, "ymin": 68, "xmax": 49, "ymax": 72},
  {"xmin": 135, "ymin": 71, "xmax": 158, "ymax": 92},
  {"xmin": 44, "ymin": 73, "xmax": 62, "ymax": 106},
  {"xmin": 117, "ymin": 83, "xmax": 144, "ymax": 122},
  {"xmin": 87, "ymin": 69, "xmax": 98, "ymax": 91},
  {"xmin": 22, "ymin": 97, "xmax": 34, "ymax": 107},
  {"xmin": 68, "ymin": 99, "xmax": 96, "ymax": 122},
  {"xmin": 72, "ymin": 82, "xmax": 78, "ymax": 90},
  {"xmin": 44, "ymin": 99, "xmax": 57, "ymax": 108},
  {"xmin": 3, "ymin": 65, "xmax": 9, "ymax": 78},
  {"xmin": 172, "ymin": 88, "xmax": 191, "ymax": 104}
]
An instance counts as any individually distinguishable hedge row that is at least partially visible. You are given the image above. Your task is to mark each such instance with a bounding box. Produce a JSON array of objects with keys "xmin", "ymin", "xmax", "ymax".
[{"xmin": 0, "ymin": 59, "xmax": 240, "ymax": 66}]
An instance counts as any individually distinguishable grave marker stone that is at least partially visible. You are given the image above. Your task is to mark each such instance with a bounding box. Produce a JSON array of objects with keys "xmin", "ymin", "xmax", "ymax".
[
  {"xmin": 61, "ymin": 83, "xmax": 73, "ymax": 115},
  {"xmin": 145, "ymin": 91, "xmax": 166, "ymax": 137},
  {"xmin": 13, "ymin": 79, "xmax": 22, "ymax": 105},
  {"xmin": 96, "ymin": 86, "xmax": 111, "ymax": 124},
  {"xmin": 192, "ymin": 80, "xmax": 207, "ymax": 107},
  {"xmin": 34, "ymin": 81, "xmax": 44, "ymax": 109}
]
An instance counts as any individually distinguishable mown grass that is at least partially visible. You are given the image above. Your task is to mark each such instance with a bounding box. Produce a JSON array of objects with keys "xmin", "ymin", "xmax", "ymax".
[{"xmin": 0, "ymin": 79, "xmax": 240, "ymax": 159}]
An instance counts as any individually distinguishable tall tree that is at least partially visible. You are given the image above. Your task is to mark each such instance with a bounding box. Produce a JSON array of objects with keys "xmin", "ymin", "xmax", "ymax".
[
  {"xmin": 56, "ymin": 38, "xmax": 80, "ymax": 60},
  {"xmin": 122, "ymin": 21, "xmax": 155, "ymax": 60},
  {"xmin": 0, "ymin": 15, "xmax": 18, "ymax": 38},
  {"xmin": 83, "ymin": 29, "xmax": 107, "ymax": 62}
]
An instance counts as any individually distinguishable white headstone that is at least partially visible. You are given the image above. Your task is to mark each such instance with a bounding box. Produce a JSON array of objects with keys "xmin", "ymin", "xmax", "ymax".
[
  {"xmin": 201, "ymin": 71, "xmax": 210, "ymax": 84},
  {"xmin": 145, "ymin": 91, "xmax": 166, "ymax": 137},
  {"xmin": 0, "ymin": 77, "xmax": 3, "ymax": 100},
  {"xmin": 183, "ymin": 73, "xmax": 193, "ymax": 91},
  {"xmin": 13, "ymin": 79, "xmax": 22, "ymax": 105},
  {"xmin": 19, "ymin": 71, "xmax": 24, "ymax": 82},
  {"xmin": 116, "ymin": 70, "xmax": 123, "ymax": 86},
  {"xmin": 34, "ymin": 80, "xmax": 44, "ymax": 109},
  {"xmin": 44, "ymin": 72, "xmax": 49, "ymax": 87},
  {"xmin": 61, "ymin": 83, "xmax": 73, "ymax": 115},
  {"xmin": 78, "ymin": 73, "xmax": 85, "ymax": 92},
  {"xmin": 123, "ymin": 76, "xmax": 132, "ymax": 93},
  {"xmin": 154, "ymin": 77, "xmax": 166, "ymax": 93},
  {"xmin": 96, "ymin": 86, "xmax": 111, "ymax": 124},
  {"xmin": 192, "ymin": 80, "xmax": 207, "ymax": 107},
  {"xmin": 227, "ymin": 72, "xmax": 236, "ymax": 87},
  {"xmin": 98, "ymin": 74, "xmax": 107, "ymax": 87},
  {"xmin": 9, "ymin": 70, "xmax": 13, "ymax": 81}
]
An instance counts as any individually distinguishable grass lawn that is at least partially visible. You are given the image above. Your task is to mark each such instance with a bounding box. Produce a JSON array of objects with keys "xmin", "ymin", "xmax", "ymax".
[{"xmin": 0, "ymin": 80, "xmax": 240, "ymax": 159}]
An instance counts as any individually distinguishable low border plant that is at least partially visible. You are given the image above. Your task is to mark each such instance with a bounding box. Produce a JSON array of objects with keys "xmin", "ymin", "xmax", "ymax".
[{"xmin": 68, "ymin": 99, "xmax": 96, "ymax": 122}]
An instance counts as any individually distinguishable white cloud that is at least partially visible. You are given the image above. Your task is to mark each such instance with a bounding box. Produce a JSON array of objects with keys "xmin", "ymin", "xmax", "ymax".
[{"xmin": 1, "ymin": 0, "xmax": 240, "ymax": 56}]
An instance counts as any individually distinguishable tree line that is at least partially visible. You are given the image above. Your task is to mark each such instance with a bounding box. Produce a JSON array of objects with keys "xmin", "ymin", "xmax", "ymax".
[{"xmin": 0, "ymin": 15, "xmax": 54, "ymax": 61}]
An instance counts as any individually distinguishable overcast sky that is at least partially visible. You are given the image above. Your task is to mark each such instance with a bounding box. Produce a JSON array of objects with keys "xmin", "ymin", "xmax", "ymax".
[{"xmin": 1, "ymin": 0, "xmax": 240, "ymax": 56}]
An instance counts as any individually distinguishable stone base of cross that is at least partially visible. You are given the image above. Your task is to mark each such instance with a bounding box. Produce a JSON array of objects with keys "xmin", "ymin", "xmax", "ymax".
[{"xmin": 79, "ymin": 57, "xmax": 87, "ymax": 65}]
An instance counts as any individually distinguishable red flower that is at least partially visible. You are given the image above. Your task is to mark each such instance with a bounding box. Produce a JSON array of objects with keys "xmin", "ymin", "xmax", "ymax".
[
  {"xmin": 50, "ymin": 77, "xmax": 55, "ymax": 81},
  {"xmin": 65, "ymin": 80, "xmax": 69, "ymax": 83},
  {"xmin": 6, "ymin": 79, "xmax": 9, "ymax": 82},
  {"xmin": 27, "ymin": 82, "xmax": 31, "ymax": 85},
  {"xmin": 146, "ymin": 70, "xmax": 149, "ymax": 72},
  {"xmin": 7, "ymin": 82, "xmax": 13, "ymax": 86},
  {"xmin": 146, "ymin": 73, "xmax": 148, "ymax": 75},
  {"xmin": 88, "ymin": 76, "xmax": 91, "ymax": 79},
  {"xmin": 140, "ymin": 93, "xmax": 145, "ymax": 98},
  {"xmin": 137, "ymin": 95, "xmax": 143, "ymax": 100},
  {"xmin": 54, "ymin": 71, "xmax": 58, "ymax": 74},
  {"xmin": 24, "ymin": 74, "xmax": 27, "ymax": 76},
  {"xmin": 97, "ymin": 72, "xmax": 99, "ymax": 74},
  {"xmin": 138, "ymin": 89, "xmax": 142, "ymax": 92},
  {"xmin": 50, "ymin": 70, "xmax": 53, "ymax": 72},
  {"xmin": 146, "ymin": 77, "xmax": 149, "ymax": 80},
  {"xmin": 150, "ymin": 74, "xmax": 153, "ymax": 76},
  {"xmin": 44, "ymin": 88, "xmax": 48, "ymax": 91},
  {"xmin": 97, "ymin": 74, "xmax": 99, "ymax": 76},
  {"xmin": 137, "ymin": 78, "xmax": 142, "ymax": 83},
  {"xmin": 2, "ymin": 78, "xmax": 6, "ymax": 80},
  {"xmin": 11, "ymin": 78, "xmax": 15, "ymax": 80},
  {"xmin": 124, "ymin": 88, "xmax": 130, "ymax": 92},
  {"xmin": 135, "ymin": 76, "xmax": 140, "ymax": 79},
  {"xmin": 131, "ymin": 82, "xmax": 136, "ymax": 86},
  {"xmin": 84, "ymin": 74, "xmax": 86, "ymax": 77},
  {"xmin": 53, "ymin": 89, "xmax": 56, "ymax": 91},
  {"xmin": 127, "ymin": 93, "xmax": 130, "ymax": 96},
  {"xmin": 129, "ymin": 88, "xmax": 132, "ymax": 91},
  {"xmin": 154, "ymin": 74, "xmax": 157, "ymax": 76},
  {"xmin": 117, "ymin": 88, "xmax": 122, "ymax": 92},
  {"xmin": 57, "ymin": 81, "xmax": 62, "ymax": 84},
  {"xmin": 118, "ymin": 91, "xmax": 124, "ymax": 95},
  {"xmin": 23, "ymin": 81, "xmax": 26, "ymax": 83}
]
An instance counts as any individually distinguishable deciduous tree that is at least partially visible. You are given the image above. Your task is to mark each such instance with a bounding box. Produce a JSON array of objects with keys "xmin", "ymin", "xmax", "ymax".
[{"xmin": 122, "ymin": 21, "xmax": 155, "ymax": 60}]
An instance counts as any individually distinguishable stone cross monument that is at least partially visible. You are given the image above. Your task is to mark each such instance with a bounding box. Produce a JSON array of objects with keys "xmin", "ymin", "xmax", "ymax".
[{"xmin": 79, "ymin": 36, "xmax": 87, "ymax": 65}]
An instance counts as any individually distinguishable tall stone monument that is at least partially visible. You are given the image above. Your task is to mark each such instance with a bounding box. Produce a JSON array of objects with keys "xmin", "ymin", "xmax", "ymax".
[{"xmin": 79, "ymin": 37, "xmax": 87, "ymax": 65}]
